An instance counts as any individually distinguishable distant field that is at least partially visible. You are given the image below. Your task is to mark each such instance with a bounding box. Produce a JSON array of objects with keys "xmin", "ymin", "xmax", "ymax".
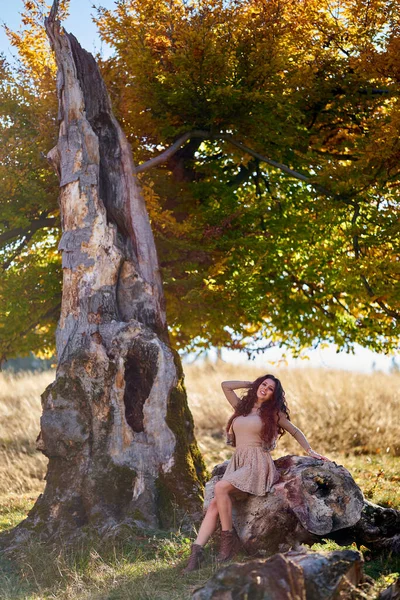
[
  {"xmin": 0, "ymin": 364, "xmax": 399, "ymax": 503},
  {"xmin": 0, "ymin": 364, "xmax": 399, "ymax": 599},
  {"xmin": 187, "ymin": 362, "xmax": 400, "ymax": 459},
  {"xmin": 0, "ymin": 370, "xmax": 50, "ymax": 498},
  {"xmin": 187, "ymin": 362, "xmax": 400, "ymax": 509}
]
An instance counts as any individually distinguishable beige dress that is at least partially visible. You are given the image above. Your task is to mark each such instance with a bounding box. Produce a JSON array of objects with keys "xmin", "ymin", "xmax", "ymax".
[{"xmin": 222, "ymin": 413, "xmax": 280, "ymax": 495}]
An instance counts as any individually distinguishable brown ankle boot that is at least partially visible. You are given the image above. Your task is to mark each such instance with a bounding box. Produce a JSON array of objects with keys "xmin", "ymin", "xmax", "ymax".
[
  {"xmin": 217, "ymin": 528, "xmax": 242, "ymax": 562},
  {"xmin": 182, "ymin": 543, "xmax": 205, "ymax": 574}
]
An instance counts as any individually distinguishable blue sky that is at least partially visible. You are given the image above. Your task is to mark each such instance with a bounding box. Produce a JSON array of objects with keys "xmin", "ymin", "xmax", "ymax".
[
  {"xmin": 0, "ymin": 0, "xmax": 116, "ymax": 60},
  {"xmin": 0, "ymin": 1, "xmax": 397, "ymax": 373}
]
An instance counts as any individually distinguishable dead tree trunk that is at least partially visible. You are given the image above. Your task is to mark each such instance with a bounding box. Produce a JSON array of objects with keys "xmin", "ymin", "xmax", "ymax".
[
  {"xmin": 206, "ymin": 455, "xmax": 400, "ymax": 556},
  {"xmin": 1, "ymin": 1, "xmax": 206, "ymax": 546}
]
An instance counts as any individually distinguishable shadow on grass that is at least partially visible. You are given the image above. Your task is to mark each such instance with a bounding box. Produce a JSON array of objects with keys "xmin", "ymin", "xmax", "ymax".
[
  {"xmin": 363, "ymin": 550, "xmax": 400, "ymax": 581},
  {"xmin": 0, "ymin": 555, "xmax": 38, "ymax": 600},
  {"xmin": 91, "ymin": 560, "xmax": 213, "ymax": 600},
  {"xmin": 1, "ymin": 528, "xmax": 399, "ymax": 600},
  {"xmin": 0, "ymin": 528, "xmax": 223, "ymax": 600}
]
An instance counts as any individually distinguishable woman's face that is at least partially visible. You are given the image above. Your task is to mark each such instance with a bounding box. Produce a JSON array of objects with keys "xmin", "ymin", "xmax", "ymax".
[{"xmin": 256, "ymin": 378, "xmax": 276, "ymax": 402}]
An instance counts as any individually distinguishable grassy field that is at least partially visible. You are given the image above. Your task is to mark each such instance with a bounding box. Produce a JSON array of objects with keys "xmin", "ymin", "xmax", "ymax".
[{"xmin": 0, "ymin": 364, "xmax": 399, "ymax": 599}]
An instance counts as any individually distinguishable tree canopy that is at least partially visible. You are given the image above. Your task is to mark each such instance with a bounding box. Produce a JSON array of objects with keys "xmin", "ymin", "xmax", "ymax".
[
  {"xmin": 0, "ymin": 2, "xmax": 61, "ymax": 362},
  {"xmin": 1, "ymin": 0, "xmax": 399, "ymax": 363}
]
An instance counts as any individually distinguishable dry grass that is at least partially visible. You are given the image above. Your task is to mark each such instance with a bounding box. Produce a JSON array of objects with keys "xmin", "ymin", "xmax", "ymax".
[
  {"xmin": 0, "ymin": 363, "xmax": 400, "ymax": 501},
  {"xmin": 0, "ymin": 363, "xmax": 399, "ymax": 599},
  {"xmin": 0, "ymin": 370, "xmax": 53, "ymax": 498},
  {"xmin": 186, "ymin": 362, "xmax": 400, "ymax": 463}
]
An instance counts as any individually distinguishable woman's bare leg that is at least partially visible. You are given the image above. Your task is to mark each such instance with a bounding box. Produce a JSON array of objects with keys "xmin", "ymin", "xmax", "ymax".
[
  {"xmin": 194, "ymin": 498, "xmax": 219, "ymax": 546},
  {"xmin": 214, "ymin": 480, "xmax": 236, "ymax": 530}
]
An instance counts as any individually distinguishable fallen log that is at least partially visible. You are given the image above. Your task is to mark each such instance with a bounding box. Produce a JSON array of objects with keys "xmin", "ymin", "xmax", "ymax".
[
  {"xmin": 192, "ymin": 548, "xmax": 366, "ymax": 600},
  {"xmin": 205, "ymin": 455, "xmax": 400, "ymax": 555},
  {"xmin": 332, "ymin": 500, "xmax": 400, "ymax": 554},
  {"xmin": 379, "ymin": 578, "xmax": 400, "ymax": 600}
]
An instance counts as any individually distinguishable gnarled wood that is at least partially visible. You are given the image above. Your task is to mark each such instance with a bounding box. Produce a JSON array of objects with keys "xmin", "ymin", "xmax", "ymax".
[
  {"xmin": 192, "ymin": 548, "xmax": 365, "ymax": 600},
  {"xmin": 0, "ymin": 1, "xmax": 206, "ymax": 549},
  {"xmin": 205, "ymin": 455, "xmax": 399, "ymax": 556},
  {"xmin": 379, "ymin": 579, "xmax": 400, "ymax": 600},
  {"xmin": 331, "ymin": 500, "xmax": 400, "ymax": 555}
]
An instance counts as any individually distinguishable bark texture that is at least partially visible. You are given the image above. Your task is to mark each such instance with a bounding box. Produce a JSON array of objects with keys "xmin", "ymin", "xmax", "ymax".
[
  {"xmin": 206, "ymin": 455, "xmax": 399, "ymax": 556},
  {"xmin": 192, "ymin": 548, "xmax": 365, "ymax": 600},
  {"xmin": 331, "ymin": 499, "xmax": 400, "ymax": 554},
  {"xmin": 1, "ymin": 2, "xmax": 206, "ymax": 547},
  {"xmin": 379, "ymin": 579, "xmax": 400, "ymax": 600}
]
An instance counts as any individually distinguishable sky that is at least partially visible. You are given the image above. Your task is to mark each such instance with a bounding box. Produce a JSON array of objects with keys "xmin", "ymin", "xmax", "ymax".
[
  {"xmin": 202, "ymin": 343, "xmax": 398, "ymax": 374},
  {"xmin": 0, "ymin": 1, "xmax": 397, "ymax": 374},
  {"xmin": 0, "ymin": 0, "xmax": 116, "ymax": 61}
]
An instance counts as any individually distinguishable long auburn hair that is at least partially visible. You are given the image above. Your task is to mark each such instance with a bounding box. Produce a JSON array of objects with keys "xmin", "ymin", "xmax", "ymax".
[{"xmin": 226, "ymin": 374, "xmax": 290, "ymax": 448}]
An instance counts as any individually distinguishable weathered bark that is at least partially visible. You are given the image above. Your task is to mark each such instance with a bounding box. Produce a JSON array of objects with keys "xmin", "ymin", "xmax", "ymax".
[
  {"xmin": 331, "ymin": 499, "xmax": 400, "ymax": 554},
  {"xmin": 0, "ymin": 2, "xmax": 206, "ymax": 548},
  {"xmin": 379, "ymin": 579, "xmax": 400, "ymax": 600},
  {"xmin": 206, "ymin": 455, "xmax": 399, "ymax": 556},
  {"xmin": 192, "ymin": 548, "xmax": 366, "ymax": 600}
]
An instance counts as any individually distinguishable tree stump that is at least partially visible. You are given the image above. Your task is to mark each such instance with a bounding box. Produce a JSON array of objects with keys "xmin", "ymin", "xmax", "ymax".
[
  {"xmin": 0, "ymin": 1, "xmax": 206, "ymax": 550},
  {"xmin": 379, "ymin": 579, "xmax": 400, "ymax": 600},
  {"xmin": 206, "ymin": 455, "xmax": 400, "ymax": 555},
  {"xmin": 192, "ymin": 548, "xmax": 365, "ymax": 600}
]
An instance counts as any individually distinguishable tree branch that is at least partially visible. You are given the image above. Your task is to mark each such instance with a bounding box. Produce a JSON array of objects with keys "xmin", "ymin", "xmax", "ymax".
[
  {"xmin": 360, "ymin": 275, "xmax": 400, "ymax": 319},
  {"xmin": 0, "ymin": 301, "xmax": 61, "ymax": 367},
  {"xmin": 332, "ymin": 294, "xmax": 355, "ymax": 317},
  {"xmin": 290, "ymin": 275, "xmax": 336, "ymax": 320},
  {"xmin": 351, "ymin": 205, "xmax": 400, "ymax": 320},
  {"xmin": 135, "ymin": 131, "xmax": 193, "ymax": 173},
  {"xmin": 0, "ymin": 217, "xmax": 58, "ymax": 246},
  {"xmin": 133, "ymin": 130, "xmax": 350, "ymax": 203},
  {"xmin": 2, "ymin": 230, "xmax": 35, "ymax": 270},
  {"xmin": 312, "ymin": 149, "xmax": 358, "ymax": 161}
]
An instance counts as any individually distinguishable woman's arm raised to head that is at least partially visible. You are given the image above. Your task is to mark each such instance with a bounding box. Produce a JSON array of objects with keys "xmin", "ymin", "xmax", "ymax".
[
  {"xmin": 277, "ymin": 411, "xmax": 330, "ymax": 461},
  {"xmin": 221, "ymin": 380, "xmax": 252, "ymax": 408}
]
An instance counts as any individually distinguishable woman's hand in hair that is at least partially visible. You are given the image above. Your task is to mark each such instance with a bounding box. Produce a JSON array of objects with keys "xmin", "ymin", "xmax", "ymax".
[{"xmin": 221, "ymin": 381, "xmax": 252, "ymax": 408}]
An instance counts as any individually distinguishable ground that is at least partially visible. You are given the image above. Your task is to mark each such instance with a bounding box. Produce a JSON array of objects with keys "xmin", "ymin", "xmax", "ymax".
[{"xmin": 0, "ymin": 364, "xmax": 399, "ymax": 599}]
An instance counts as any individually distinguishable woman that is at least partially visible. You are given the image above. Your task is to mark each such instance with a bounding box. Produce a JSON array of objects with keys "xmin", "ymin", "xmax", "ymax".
[{"xmin": 183, "ymin": 374, "xmax": 329, "ymax": 573}]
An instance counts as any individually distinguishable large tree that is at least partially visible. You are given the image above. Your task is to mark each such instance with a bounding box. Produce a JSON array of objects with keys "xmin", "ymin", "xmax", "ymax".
[
  {"xmin": 95, "ymin": 0, "xmax": 400, "ymax": 355},
  {"xmin": 0, "ymin": 0, "xmax": 398, "ymax": 547},
  {"xmin": 1, "ymin": 0, "xmax": 399, "ymax": 363},
  {"xmin": 0, "ymin": 1, "xmax": 207, "ymax": 545}
]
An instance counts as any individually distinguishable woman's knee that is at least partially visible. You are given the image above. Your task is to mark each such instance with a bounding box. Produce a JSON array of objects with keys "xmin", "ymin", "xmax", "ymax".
[
  {"xmin": 207, "ymin": 498, "xmax": 218, "ymax": 514},
  {"xmin": 214, "ymin": 480, "xmax": 231, "ymax": 496}
]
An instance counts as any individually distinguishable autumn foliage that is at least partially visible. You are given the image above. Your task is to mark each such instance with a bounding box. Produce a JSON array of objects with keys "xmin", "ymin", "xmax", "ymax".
[{"xmin": 1, "ymin": 0, "xmax": 399, "ymax": 361}]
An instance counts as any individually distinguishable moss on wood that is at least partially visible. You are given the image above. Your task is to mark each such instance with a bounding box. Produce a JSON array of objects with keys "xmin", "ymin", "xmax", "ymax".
[{"xmin": 156, "ymin": 350, "xmax": 209, "ymax": 528}]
